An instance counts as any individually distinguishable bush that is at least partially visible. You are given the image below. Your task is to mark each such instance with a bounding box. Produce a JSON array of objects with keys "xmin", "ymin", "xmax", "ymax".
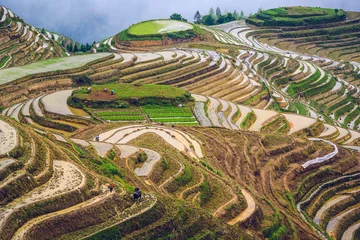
[
  {"xmin": 72, "ymin": 74, "xmax": 92, "ymax": 85},
  {"xmin": 174, "ymin": 164, "xmax": 192, "ymax": 186},
  {"xmin": 137, "ymin": 152, "xmax": 148, "ymax": 163},
  {"xmin": 9, "ymin": 145, "xmax": 24, "ymax": 159},
  {"xmin": 100, "ymin": 160, "xmax": 122, "ymax": 177},
  {"xmin": 161, "ymin": 157, "xmax": 169, "ymax": 170},
  {"xmin": 199, "ymin": 180, "xmax": 213, "ymax": 205}
]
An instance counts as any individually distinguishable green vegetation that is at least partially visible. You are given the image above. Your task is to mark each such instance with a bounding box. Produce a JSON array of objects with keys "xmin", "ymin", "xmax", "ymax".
[
  {"xmin": 240, "ymin": 112, "xmax": 257, "ymax": 130},
  {"xmin": 118, "ymin": 20, "xmax": 200, "ymax": 42},
  {"xmin": 71, "ymin": 83, "xmax": 192, "ymax": 107},
  {"xmin": 169, "ymin": 13, "xmax": 188, "ymax": 22},
  {"xmin": 0, "ymin": 56, "xmax": 10, "ymax": 68},
  {"xmin": 142, "ymin": 105, "xmax": 198, "ymax": 125},
  {"xmin": 193, "ymin": 7, "xmax": 246, "ymax": 26},
  {"xmin": 128, "ymin": 20, "xmax": 193, "ymax": 36},
  {"xmin": 95, "ymin": 110, "xmax": 145, "ymax": 122},
  {"xmin": 294, "ymin": 102, "xmax": 307, "ymax": 116},
  {"xmin": 199, "ymin": 179, "xmax": 213, "ymax": 205},
  {"xmin": 247, "ymin": 6, "xmax": 346, "ymax": 26},
  {"xmin": 137, "ymin": 152, "xmax": 148, "ymax": 163},
  {"xmin": 174, "ymin": 164, "xmax": 193, "ymax": 186}
]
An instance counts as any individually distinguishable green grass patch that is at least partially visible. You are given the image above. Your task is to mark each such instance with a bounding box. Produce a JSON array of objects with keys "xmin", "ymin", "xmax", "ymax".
[
  {"xmin": 294, "ymin": 102, "xmax": 308, "ymax": 116},
  {"xmin": 128, "ymin": 20, "xmax": 193, "ymax": 36},
  {"xmin": 248, "ymin": 6, "xmax": 346, "ymax": 27},
  {"xmin": 240, "ymin": 111, "xmax": 257, "ymax": 130},
  {"xmin": 0, "ymin": 56, "xmax": 10, "ymax": 68},
  {"xmin": 72, "ymin": 83, "xmax": 192, "ymax": 107}
]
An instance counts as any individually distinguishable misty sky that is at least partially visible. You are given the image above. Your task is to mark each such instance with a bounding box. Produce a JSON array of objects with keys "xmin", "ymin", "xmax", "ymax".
[{"xmin": 2, "ymin": 0, "xmax": 359, "ymax": 43}]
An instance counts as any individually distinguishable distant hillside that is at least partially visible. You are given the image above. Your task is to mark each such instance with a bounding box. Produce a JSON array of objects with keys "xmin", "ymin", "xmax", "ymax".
[
  {"xmin": 247, "ymin": 6, "xmax": 346, "ymax": 26},
  {"xmin": 0, "ymin": 5, "xmax": 79, "ymax": 69}
]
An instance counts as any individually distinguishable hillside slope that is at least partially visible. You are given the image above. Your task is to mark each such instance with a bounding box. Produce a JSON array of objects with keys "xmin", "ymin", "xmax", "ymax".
[{"xmin": 0, "ymin": 5, "xmax": 78, "ymax": 69}]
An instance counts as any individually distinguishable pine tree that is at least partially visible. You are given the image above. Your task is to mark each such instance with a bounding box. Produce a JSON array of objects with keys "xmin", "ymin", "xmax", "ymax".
[
  {"xmin": 209, "ymin": 8, "xmax": 215, "ymax": 18},
  {"xmin": 233, "ymin": 10, "xmax": 239, "ymax": 20},
  {"xmin": 216, "ymin": 7, "xmax": 222, "ymax": 19},
  {"xmin": 194, "ymin": 11, "xmax": 202, "ymax": 24},
  {"xmin": 240, "ymin": 10, "xmax": 245, "ymax": 19}
]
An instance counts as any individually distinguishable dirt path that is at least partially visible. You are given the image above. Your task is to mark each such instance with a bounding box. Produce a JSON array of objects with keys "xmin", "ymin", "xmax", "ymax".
[
  {"xmin": 227, "ymin": 189, "xmax": 256, "ymax": 225},
  {"xmin": 179, "ymin": 172, "xmax": 204, "ymax": 199},
  {"xmin": 159, "ymin": 158, "xmax": 184, "ymax": 189},
  {"xmin": 213, "ymin": 194, "xmax": 238, "ymax": 218}
]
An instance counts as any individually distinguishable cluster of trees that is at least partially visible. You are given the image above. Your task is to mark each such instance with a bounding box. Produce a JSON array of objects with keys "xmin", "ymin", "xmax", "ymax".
[
  {"xmin": 65, "ymin": 43, "xmax": 92, "ymax": 53},
  {"xmin": 170, "ymin": 13, "xmax": 188, "ymax": 22},
  {"xmin": 194, "ymin": 7, "xmax": 246, "ymax": 26}
]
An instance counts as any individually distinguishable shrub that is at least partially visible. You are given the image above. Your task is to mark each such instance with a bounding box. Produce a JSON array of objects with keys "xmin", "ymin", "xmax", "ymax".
[
  {"xmin": 9, "ymin": 145, "xmax": 24, "ymax": 159},
  {"xmin": 174, "ymin": 164, "xmax": 193, "ymax": 186},
  {"xmin": 137, "ymin": 152, "xmax": 148, "ymax": 163},
  {"xmin": 161, "ymin": 157, "xmax": 169, "ymax": 170},
  {"xmin": 199, "ymin": 180, "xmax": 213, "ymax": 205}
]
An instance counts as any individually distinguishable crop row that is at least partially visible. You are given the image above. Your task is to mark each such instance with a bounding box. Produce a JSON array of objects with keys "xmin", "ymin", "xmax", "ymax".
[
  {"xmin": 101, "ymin": 115, "xmax": 145, "ymax": 121},
  {"xmin": 96, "ymin": 111, "xmax": 142, "ymax": 116},
  {"xmin": 151, "ymin": 117, "xmax": 196, "ymax": 123}
]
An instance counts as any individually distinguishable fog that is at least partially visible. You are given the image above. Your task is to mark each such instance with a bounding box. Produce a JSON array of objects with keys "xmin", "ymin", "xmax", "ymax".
[{"xmin": 2, "ymin": 0, "xmax": 359, "ymax": 43}]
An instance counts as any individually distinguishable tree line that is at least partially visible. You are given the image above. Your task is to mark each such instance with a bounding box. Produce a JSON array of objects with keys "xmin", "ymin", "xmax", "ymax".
[
  {"xmin": 169, "ymin": 7, "xmax": 247, "ymax": 26},
  {"xmin": 194, "ymin": 7, "xmax": 246, "ymax": 25}
]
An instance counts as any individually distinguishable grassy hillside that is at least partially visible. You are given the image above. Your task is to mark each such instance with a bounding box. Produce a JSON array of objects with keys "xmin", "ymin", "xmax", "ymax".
[
  {"xmin": 247, "ymin": 6, "xmax": 346, "ymax": 26},
  {"xmin": 128, "ymin": 20, "xmax": 193, "ymax": 35}
]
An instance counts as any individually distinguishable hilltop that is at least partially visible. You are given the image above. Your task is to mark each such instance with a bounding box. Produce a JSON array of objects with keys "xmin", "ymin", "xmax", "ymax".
[{"xmin": 247, "ymin": 6, "xmax": 346, "ymax": 26}]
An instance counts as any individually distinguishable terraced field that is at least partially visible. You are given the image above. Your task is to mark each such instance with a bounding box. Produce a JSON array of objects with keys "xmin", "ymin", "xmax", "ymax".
[
  {"xmin": 0, "ymin": 5, "xmax": 78, "ymax": 69},
  {"xmin": 0, "ymin": 4, "xmax": 360, "ymax": 240}
]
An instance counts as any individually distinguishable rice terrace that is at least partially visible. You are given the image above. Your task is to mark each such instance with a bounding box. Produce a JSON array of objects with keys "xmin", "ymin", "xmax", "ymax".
[{"xmin": 1, "ymin": 1, "xmax": 360, "ymax": 239}]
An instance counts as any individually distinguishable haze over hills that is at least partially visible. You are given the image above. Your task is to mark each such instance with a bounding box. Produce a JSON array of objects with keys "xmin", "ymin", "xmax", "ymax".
[{"xmin": 0, "ymin": 4, "xmax": 360, "ymax": 240}]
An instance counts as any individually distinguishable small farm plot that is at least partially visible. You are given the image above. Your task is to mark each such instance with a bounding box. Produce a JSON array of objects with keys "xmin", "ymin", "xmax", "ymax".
[
  {"xmin": 95, "ymin": 109, "xmax": 146, "ymax": 122},
  {"xmin": 142, "ymin": 105, "xmax": 199, "ymax": 126}
]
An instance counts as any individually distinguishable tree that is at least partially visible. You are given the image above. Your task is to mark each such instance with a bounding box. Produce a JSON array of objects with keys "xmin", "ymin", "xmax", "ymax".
[
  {"xmin": 217, "ymin": 15, "xmax": 226, "ymax": 24},
  {"xmin": 66, "ymin": 44, "xmax": 73, "ymax": 52},
  {"xmin": 85, "ymin": 43, "xmax": 91, "ymax": 51},
  {"xmin": 335, "ymin": 9, "xmax": 339, "ymax": 15},
  {"xmin": 194, "ymin": 11, "xmax": 202, "ymax": 24},
  {"xmin": 73, "ymin": 44, "xmax": 78, "ymax": 52},
  {"xmin": 209, "ymin": 7, "xmax": 215, "ymax": 18},
  {"xmin": 258, "ymin": 7, "xmax": 263, "ymax": 13},
  {"xmin": 216, "ymin": 7, "xmax": 222, "ymax": 18},
  {"xmin": 225, "ymin": 12, "xmax": 235, "ymax": 23},
  {"xmin": 233, "ymin": 10, "xmax": 239, "ymax": 20},
  {"xmin": 240, "ymin": 10, "xmax": 245, "ymax": 19},
  {"xmin": 170, "ymin": 13, "xmax": 182, "ymax": 21},
  {"xmin": 41, "ymin": 28, "xmax": 45, "ymax": 34},
  {"xmin": 202, "ymin": 14, "xmax": 216, "ymax": 26},
  {"xmin": 80, "ymin": 44, "xmax": 86, "ymax": 52}
]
